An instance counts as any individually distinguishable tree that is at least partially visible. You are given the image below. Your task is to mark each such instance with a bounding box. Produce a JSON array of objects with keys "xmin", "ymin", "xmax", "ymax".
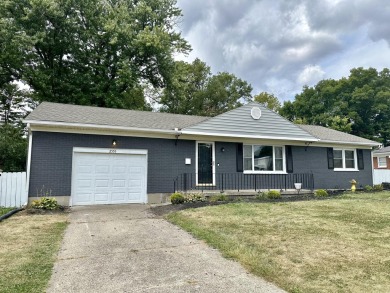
[
  {"xmin": 0, "ymin": 83, "xmax": 36, "ymax": 125},
  {"xmin": 280, "ymin": 67, "xmax": 390, "ymax": 145},
  {"xmin": 160, "ymin": 59, "xmax": 253, "ymax": 116},
  {"xmin": 0, "ymin": 124, "xmax": 27, "ymax": 171},
  {"xmin": 0, "ymin": 0, "xmax": 190, "ymax": 109},
  {"xmin": 160, "ymin": 59, "xmax": 210, "ymax": 115},
  {"xmin": 253, "ymin": 92, "xmax": 281, "ymax": 112}
]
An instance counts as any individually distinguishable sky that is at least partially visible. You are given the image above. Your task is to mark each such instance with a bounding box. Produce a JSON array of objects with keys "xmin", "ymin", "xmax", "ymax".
[{"xmin": 176, "ymin": 0, "xmax": 390, "ymax": 102}]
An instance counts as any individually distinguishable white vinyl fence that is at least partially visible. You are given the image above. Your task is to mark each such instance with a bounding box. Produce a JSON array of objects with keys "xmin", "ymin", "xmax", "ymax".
[
  {"xmin": 373, "ymin": 169, "xmax": 390, "ymax": 185},
  {"xmin": 0, "ymin": 172, "xmax": 28, "ymax": 207}
]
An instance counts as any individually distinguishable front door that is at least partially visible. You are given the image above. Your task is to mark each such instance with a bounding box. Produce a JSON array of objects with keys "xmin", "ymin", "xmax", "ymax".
[{"xmin": 197, "ymin": 142, "xmax": 214, "ymax": 184}]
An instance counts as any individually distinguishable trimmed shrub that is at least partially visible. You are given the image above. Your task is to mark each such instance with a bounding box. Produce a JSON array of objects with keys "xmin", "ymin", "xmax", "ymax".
[
  {"xmin": 209, "ymin": 194, "xmax": 228, "ymax": 202},
  {"xmin": 31, "ymin": 197, "xmax": 59, "ymax": 210},
  {"xmin": 373, "ymin": 184, "xmax": 383, "ymax": 192},
  {"xmin": 184, "ymin": 193, "xmax": 206, "ymax": 203},
  {"xmin": 170, "ymin": 193, "xmax": 185, "ymax": 204},
  {"xmin": 256, "ymin": 191, "xmax": 281, "ymax": 200},
  {"xmin": 314, "ymin": 189, "xmax": 328, "ymax": 197},
  {"xmin": 266, "ymin": 190, "xmax": 281, "ymax": 199},
  {"xmin": 364, "ymin": 185, "xmax": 373, "ymax": 192}
]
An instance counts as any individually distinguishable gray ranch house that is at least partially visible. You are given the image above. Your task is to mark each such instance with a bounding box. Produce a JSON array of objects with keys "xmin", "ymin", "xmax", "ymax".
[{"xmin": 25, "ymin": 102, "xmax": 379, "ymax": 206}]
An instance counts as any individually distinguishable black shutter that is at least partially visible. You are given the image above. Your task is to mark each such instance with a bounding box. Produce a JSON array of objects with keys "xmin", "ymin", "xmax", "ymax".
[
  {"xmin": 236, "ymin": 143, "xmax": 243, "ymax": 172},
  {"xmin": 286, "ymin": 145, "xmax": 293, "ymax": 173},
  {"xmin": 327, "ymin": 147, "xmax": 334, "ymax": 169},
  {"xmin": 357, "ymin": 149, "xmax": 364, "ymax": 170}
]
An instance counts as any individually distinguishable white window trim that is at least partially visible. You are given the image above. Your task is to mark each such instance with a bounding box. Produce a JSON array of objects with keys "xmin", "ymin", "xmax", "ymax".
[
  {"xmin": 195, "ymin": 141, "xmax": 216, "ymax": 186},
  {"xmin": 334, "ymin": 148, "xmax": 358, "ymax": 171},
  {"xmin": 378, "ymin": 156, "xmax": 387, "ymax": 168},
  {"xmin": 243, "ymin": 145, "xmax": 287, "ymax": 174}
]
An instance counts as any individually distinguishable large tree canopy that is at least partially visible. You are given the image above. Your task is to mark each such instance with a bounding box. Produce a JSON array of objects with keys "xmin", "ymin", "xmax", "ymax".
[
  {"xmin": 0, "ymin": 0, "xmax": 190, "ymax": 109},
  {"xmin": 253, "ymin": 92, "xmax": 281, "ymax": 112},
  {"xmin": 280, "ymin": 67, "xmax": 390, "ymax": 145},
  {"xmin": 160, "ymin": 58, "xmax": 253, "ymax": 116},
  {"xmin": 0, "ymin": 124, "xmax": 27, "ymax": 172}
]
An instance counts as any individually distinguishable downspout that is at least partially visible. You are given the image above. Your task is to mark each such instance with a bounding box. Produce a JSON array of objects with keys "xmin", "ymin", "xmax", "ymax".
[
  {"xmin": 371, "ymin": 148, "xmax": 375, "ymax": 185},
  {"xmin": 25, "ymin": 124, "xmax": 33, "ymax": 206}
]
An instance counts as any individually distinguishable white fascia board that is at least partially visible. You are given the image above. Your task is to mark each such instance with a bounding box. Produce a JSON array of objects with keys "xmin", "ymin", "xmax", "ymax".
[
  {"xmin": 314, "ymin": 139, "xmax": 381, "ymax": 147},
  {"xmin": 373, "ymin": 152, "xmax": 390, "ymax": 157},
  {"xmin": 181, "ymin": 130, "xmax": 319, "ymax": 142},
  {"xmin": 25, "ymin": 120, "xmax": 179, "ymax": 135}
]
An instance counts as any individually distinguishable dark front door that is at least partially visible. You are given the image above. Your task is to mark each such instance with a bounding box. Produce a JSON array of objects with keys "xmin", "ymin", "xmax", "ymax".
[{"xmin": 198, "ymin": 142, "xmax": 213, "ymax": 184}]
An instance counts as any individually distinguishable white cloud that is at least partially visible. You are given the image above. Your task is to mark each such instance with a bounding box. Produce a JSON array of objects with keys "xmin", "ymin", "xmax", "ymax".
[
  {"xmin": 297, "ymin": 65, "xmax": 325, "ymax": 86},
  {"xmin": 176, "ymin": 0, "xmax": 390, "ymax": 101}
]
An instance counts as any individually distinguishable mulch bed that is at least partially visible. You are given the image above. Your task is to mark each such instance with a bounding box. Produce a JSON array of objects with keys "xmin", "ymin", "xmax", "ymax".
[
  {"xmin": 25, "ymin": 206, "xmax": 71, "ymax": 215},
  {"xmin": 150, "ymin": 192, "xmax": 349, "ymax": 217}
]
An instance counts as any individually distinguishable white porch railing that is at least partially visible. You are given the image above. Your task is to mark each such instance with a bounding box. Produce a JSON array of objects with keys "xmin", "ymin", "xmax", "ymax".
[
  {"xmin": 0, "ymin": 172, "xmax": 28, "ymax": 207},
  {"xmin": 373, "ymin": 169, "xmax": 390, "ymax": 185}
]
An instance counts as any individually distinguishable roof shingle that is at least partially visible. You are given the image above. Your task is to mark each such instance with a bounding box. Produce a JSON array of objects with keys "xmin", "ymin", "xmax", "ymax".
[
  {"xmin": 373, "ymin": 146, "xmax": 390, "ymax": 154},
  {"xmin": 25, "ymin": 102, "xmax": 209, "ymax": 130},
  {"xmin": 298, "ymin": 125, "xmax": 379, "ymax": 145}
]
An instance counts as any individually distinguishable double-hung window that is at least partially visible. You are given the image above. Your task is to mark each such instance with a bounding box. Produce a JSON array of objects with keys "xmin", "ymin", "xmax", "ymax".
[
  {"xmin": 378, "ymin": 157, "xmax": 387, "ymax": 168},
  {"xmin": 243, "ymin": 145, "xmax": 285, "ymax": 173},
  {"xmin": 333, "ymin": 149, "xmax": 357, "ymax": 171}
]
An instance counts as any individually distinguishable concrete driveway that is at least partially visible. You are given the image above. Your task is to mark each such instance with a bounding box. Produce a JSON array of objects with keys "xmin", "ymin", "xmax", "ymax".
[{"xmin": 48, "ymin": 204, "xmax": 285, "ymax": 293}]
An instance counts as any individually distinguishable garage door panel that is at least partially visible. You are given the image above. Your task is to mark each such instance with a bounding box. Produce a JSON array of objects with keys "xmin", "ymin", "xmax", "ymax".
[
  {"xmin": 72, "ymin": 150, "xmax": 147, "ymax": 205},
  {"xmin": 113, "ymin": 166, "xmax": 127, "ymax": 173},
  {"xmin": 77, "ymin": 179, "xmax": 93, "ymax": 188},
  {"xmin": 76, "ymin": 192, "xmax": 93, "ymax": 203},
  {"xmin": 95, "ymin": 193, "xmax": 109, "ymax": 202},
  {"xmin": 112, "ymin": 179, "xmax": 126, "ymax": 187},
  {"xmin": 95, "ymin": 165, "xmax": 110, "ymax": 174},
  {"xmin": 95, "ymin": 179, "xmax": 109, "ymax": 187},
  {"xmin": 78, "ymin": 165, "xmax": 93, "ymax": 173},
  {"xmin": 129, "ymin": 192, "xmax": 143, "ymax": 200},
  {"xmin": 112, "ymin": 192, "xmax": 126, "ymax": 201}
]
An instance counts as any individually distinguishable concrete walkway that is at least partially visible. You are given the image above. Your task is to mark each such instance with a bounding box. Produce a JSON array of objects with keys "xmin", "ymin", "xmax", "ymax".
[{"xmin": 48, "ymin": 204, "xmax": 285, "ymax": 293}]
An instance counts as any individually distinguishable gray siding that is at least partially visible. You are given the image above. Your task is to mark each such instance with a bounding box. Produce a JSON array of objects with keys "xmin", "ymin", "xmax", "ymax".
[
  {"xmin": 184, "ymin": 102, "xmax": 316, "ymax": 141},
  {"xmin": 29, "ymin": 133, "xmax": 374, "ymax": 198},
  {"xmin": 29, "ymin": 132, "xmax": 195, "ymax": 196},
  {"xmin": 292, "ymin": 146, "xmax": 373, "ymax": 189},
  {"xmin": 214, "ymin": 143, "xmax": 373, "ymax": 189}
]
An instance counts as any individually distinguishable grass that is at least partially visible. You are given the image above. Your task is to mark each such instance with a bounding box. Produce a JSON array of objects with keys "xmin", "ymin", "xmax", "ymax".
[
  {"xmin": 0, "ymin": 207, "xmax": 15, "ymax": 216},
  {"xmin": 0, "ymin": 212, "xmax": 68, "ymax": 293},
  {"xmin": 167, "ymin": 191, "xmax": 390, "ymax": 293}
]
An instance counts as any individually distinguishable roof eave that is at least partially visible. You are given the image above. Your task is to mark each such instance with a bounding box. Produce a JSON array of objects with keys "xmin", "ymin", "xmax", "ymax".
[
  {"xmin": 373, "ymin": 152, "xmax": 390, "ymax": 156},
  {"xmin": 316, "ymin": 139, "xmax": 381, "ymax": 147},
  {"xmin": 181, "ymin": 130, "xmax": 319, "ymax": 142},
  {"xmin": 24, "ymin": 120, "xmax": 180, "ymax": 135}
]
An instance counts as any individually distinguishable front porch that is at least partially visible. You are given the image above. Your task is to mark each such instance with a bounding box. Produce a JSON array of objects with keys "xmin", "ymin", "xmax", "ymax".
[{"xmin": 173, "ymin": 173, "xmax": 314, "ymax": 193}]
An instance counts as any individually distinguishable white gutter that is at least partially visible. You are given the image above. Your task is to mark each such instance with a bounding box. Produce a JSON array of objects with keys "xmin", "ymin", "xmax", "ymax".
[
  {"xmin": 24, "ymin": 120, "xmax": 179, "ymax": 135},
  {"xmin": 180, "ymin": 130, "xmax": 319, "ymax": 142},
  {"xmin": 316, "ymin": 139, "xmax": 381, "ymax": 147}
]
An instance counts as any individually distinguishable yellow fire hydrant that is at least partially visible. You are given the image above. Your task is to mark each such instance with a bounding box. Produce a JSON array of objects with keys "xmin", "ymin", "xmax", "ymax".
[{"xmin": 350, "ymin": 179, "xmax": 357, "ymax": 192}]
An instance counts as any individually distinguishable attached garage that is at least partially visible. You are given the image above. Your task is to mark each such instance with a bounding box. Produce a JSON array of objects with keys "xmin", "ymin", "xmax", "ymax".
[{"xmin": 71, "ymin": 148, "xmax": 147, "ymax": 205}]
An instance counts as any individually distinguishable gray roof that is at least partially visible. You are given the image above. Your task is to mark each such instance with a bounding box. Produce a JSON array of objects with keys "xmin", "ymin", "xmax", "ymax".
[
  {"xmin": 298, "ymin": 125, "xmax": 379, "ymax": 145},
  {"xmin": 25, "ymin": 102, "xmax": 209, "ymax": 130},
  {"xmin": 26, "ymin": 102, "xmax": 379, "ymax": 146},
  {"xmin": 183, "ymin": 102, "xmax": 318, "ymax": 141},
  {"xmin": 373, "ymin": 146, "xmax": 390, "ymax": 154}
]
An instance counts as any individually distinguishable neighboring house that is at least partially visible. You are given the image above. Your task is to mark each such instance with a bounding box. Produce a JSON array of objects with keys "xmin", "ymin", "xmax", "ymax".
[
  {"xmin": 24, "ymin": 102, "xmax": 380, "ymax": 206},
  {"xmin": 373, "ymin": 146, "xmax": 390, "ymax": 169},
  {"xmin": 372, "ymin": 146, "xmax": 390, "ymax": 185}
]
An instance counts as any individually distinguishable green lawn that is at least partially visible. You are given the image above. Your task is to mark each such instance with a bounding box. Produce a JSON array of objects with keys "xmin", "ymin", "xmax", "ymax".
[
  {"xmin": 0, "ymin": 207, "xmax": 15, "ymax": 216},
  {"xmin": 168, "ymin": 192, "xmax": 390, "ymax": 293},
  {"xmin": 0, "ymin": 212, "xmax": 68, "ymax": 293}
]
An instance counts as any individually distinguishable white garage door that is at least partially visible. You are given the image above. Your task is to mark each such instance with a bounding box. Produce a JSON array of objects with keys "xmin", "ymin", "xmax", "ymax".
[{"xmin": 72, "ymin": 148, "xmax": 147, "ymax": 205}]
